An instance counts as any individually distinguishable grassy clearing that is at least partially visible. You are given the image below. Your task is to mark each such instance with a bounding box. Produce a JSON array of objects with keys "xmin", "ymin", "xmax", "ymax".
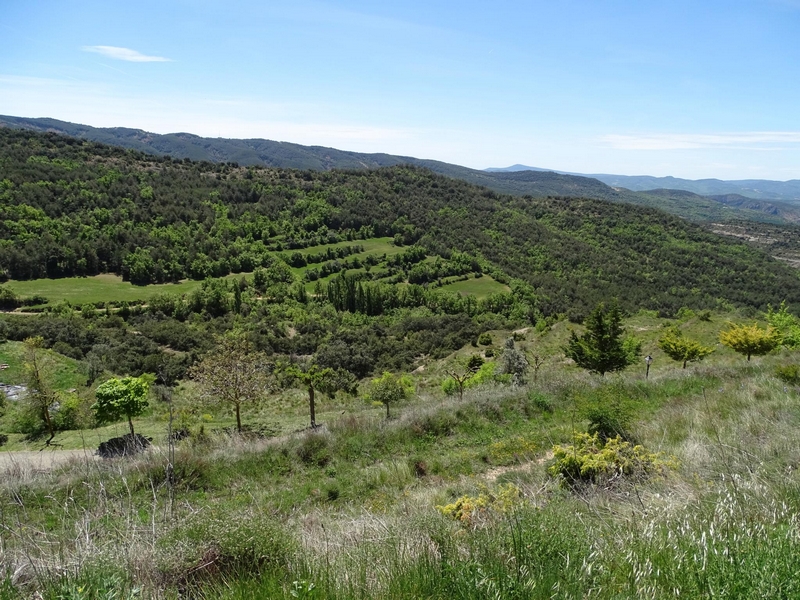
[
  {"xmin": 4, "ymin": 274, "xmax": 209, "ymax": 306},
  {"xmin": 3, "ymin": 238, "xmax": 404, "ymax": 308},
  {"xmin": 439, "ymin": 275, "xmax": 510, "ymax": 299},
  {"xmin": 0, "ymin": 341, "xmax": 85, "ymax": 390},
  {"xmin": 294, "ymin": 236, "xmax": 402, "ymax": 257}
]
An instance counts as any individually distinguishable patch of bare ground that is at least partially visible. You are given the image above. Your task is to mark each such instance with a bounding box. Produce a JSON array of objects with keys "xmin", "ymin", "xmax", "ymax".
[
  {"xmin": 0, "ymin": 449, "xmax": 97, "ymax": 473},
  {"xmin": 484, "ymin": 450, "xmax": 554, "ymax": 482}
]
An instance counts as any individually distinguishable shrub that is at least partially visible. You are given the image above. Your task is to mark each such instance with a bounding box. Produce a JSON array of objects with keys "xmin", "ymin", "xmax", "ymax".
[
  {"xmin": 776, "ymin": 365, "xmax": 800, "ymax": 386},
  {"xmin": 296, "ymin": 430, "xmax": 331, "ymax": 467},
  {"xmin": 549, "ymin": 433, "xmax": 677, "ymax": 486},
  {"xmin": 527, "ymin": 391, "xmax": 553, "ymax": 414},
  {"xmin": 52, "ymin": 393, "xmax": 91, "ymax": 431},
  {"xmin": 0, "ymin": 434, "xmax": 7, "ymax": 447},
  {"xmin": 587, "ymin": 404, "xmax": 634, "ymax": 443},
  {"xmin": 157, "ymin": 510, "xmax": 297, "ymax": 586},
  {"xmin": 437, "ymin": 483, "xmax": 522, "ymax": 525},
  {"xmin": 658, "ymin": 327, "xmax": 714, "ymax": 368},
  {"xmin": 0, "ymin": 286, "xmax": 20, "ymax": 310},
  {"xmin": 478, "ymin": 332, "xmax": 493, "ymax": 346},
  {"xmin": 488, "ymin": 436, "xmax": 537, "ymax": 465},
  {"xmin": 720, "ymin": 322, "xmax": 781, "ymax": 361},
  {"xmin": 409, "ymin": 410, "xmax": 458, "ymax": 437}
]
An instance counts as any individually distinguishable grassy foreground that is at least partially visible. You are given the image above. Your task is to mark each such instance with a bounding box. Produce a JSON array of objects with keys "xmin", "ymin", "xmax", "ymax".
[{"xmin": 2, "ymin": 329, "xmax": 800, "ymax": 598}]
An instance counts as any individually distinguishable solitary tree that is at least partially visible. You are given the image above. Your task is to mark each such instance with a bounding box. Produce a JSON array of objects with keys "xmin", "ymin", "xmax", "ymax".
[
  {"xmin": 280, "ymin": 362, "xmax": 355, "ymax": 428},
  {"xmin": 565, "ymin": 301, "xmax": 639, "ymax": 376},
  {"xmin": 368, "ymin": 371, "xmax": 414, "ymax": 418},
  {"xmin": 93, "ymin": 375, "xmax": 151, "ymax": 437},
  {"xmin": 445, "ymin": 355, "xmax": 484, "ymax": 401},
  {"xmin": 720, "ymin": 322, "xmax": 781, "ymax": 361},
  {"xmin": 499, "ymin": 337, "xmax": 529, "ymax": 385},
  {"xmin": 22, "ymin": 336, "xmax": 58, "ymax": 445},
  {"xmin": 658, "ymin": 328, "xmax": 714, "ymax": 368},
  {"xmin": 189, "ymin": 335, "xmax": 273, "ymax": 432}
]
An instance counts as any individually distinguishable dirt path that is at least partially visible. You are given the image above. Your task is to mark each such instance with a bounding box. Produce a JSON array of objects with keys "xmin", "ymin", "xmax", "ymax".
[
  {"xmin": 0, "ymin": 449, "xmax": 97, "ymax": 472},
  {"xmin": 484, "ymin": 450, "xmax": 554, "ymax": 482}
]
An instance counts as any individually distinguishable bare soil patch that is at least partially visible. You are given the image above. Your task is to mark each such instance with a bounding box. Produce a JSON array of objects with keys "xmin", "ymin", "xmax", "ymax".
[{"xmin": 0, "ymin": 449, "xmax": 97, "ymax": 472}]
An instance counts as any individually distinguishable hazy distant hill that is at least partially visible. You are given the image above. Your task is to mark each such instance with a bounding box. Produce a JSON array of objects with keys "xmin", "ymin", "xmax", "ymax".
[
  {"xmin": 2, "ymin": 115, "xmax": 799, "ymax": 224},
  {"xmin": 487, "ymin": 163, "xmax": 800, "ymax": 204}
]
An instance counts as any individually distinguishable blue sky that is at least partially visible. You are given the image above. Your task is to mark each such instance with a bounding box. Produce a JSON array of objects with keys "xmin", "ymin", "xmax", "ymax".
[{"xmin": 2, "ymin": 0, "xmax": 800, "ymax": 179}]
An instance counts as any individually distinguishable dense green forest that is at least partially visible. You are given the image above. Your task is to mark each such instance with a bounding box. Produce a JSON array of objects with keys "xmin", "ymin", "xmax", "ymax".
[{"xmin": 2, "ymin": 127, "xmax": 799, "ymax": 320}]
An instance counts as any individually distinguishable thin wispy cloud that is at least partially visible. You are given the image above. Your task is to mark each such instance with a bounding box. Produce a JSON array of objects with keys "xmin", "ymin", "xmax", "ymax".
[
  {"xmin": 601, "ymin": 132, "xmax": 800, "ymax": 150},
  {"xmin": 82, "ymin": 46, "xmax": 171, "ymax": 62}
]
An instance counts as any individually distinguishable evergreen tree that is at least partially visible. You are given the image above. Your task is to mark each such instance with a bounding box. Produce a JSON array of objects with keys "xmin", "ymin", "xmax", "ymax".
[{"xmin": 565, "ymin": 300, "xmax": 638, "ymax": 376}]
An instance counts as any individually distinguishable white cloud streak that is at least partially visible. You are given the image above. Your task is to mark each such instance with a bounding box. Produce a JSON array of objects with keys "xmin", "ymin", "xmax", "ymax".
[
  {"xmin": 82, "ymin": 46, "xmax": 171, "ymax": 62},
  {"xmin": 601, "ymin": 132, "xmax": 800, "ymax": 150}
]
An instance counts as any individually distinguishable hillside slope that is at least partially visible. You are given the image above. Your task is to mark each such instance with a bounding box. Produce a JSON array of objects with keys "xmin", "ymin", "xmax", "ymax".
[
  {"xmin": 488, "ymin": 163, "xmax": 800, "ymax": 203},
  {"xmin": 1, "ymin": 114, "xmax": 796, "ymax": 225},
  {"xmin": 2, "ymin": 127, "xmax": 799, "ymax": 317}
]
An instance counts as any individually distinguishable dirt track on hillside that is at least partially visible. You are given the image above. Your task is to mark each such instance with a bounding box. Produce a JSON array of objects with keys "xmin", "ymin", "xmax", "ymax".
[{"xmin": 0, "ymin": 449, "xmax": 97, "ymax": 472}]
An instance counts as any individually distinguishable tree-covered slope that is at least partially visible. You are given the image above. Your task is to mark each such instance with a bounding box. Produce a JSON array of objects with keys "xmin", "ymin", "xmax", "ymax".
[
  {"xmin": 2, "ymin": 127, "xmax": 799, "ymax": 317},
  {"xmin": 2, "ymin": 114, "xmax": 797, "ymax": 225}
]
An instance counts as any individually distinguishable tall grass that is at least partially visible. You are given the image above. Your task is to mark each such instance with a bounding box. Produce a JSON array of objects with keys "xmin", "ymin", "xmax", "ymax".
[{"xmin": 3, "ymin": 355, "xmax": 800, "ymax": 598}]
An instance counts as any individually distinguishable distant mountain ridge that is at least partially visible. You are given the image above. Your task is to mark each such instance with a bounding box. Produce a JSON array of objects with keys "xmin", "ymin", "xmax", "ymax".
[
  {"xmin": 487, "ymin": 164, "xmax": 800, "ymax": 203},
  {"xmin": 2, "ymin": 114, "xmax": 800, "ymax": 224}
]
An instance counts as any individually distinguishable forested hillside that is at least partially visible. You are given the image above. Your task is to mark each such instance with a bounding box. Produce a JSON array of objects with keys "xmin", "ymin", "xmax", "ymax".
[
  {"xmin": 2, "ymin": 128, "xmax": 800, "ymax": 318},
  {"xmin": 2, "ymin": 115, "xmax": 798, "ymax": 225}
]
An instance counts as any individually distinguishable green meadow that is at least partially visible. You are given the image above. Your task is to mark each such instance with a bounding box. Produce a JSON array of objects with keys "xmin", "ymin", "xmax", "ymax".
[
  {"xmin": 4, "ymin": 274, "xmax": 209, "ymax": 306},
  {"xmin": 3, "ymin": 237, "xmax": 508, "ymax": 308}
]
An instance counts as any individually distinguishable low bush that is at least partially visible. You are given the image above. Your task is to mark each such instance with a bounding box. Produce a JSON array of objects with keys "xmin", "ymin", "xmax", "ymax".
[
  {"xmin": 157, "ymin": 509, "xmax": 297, "ymax": 588},
  {"xmin": 296, "ymin": 430, "xmax": 332, "ymax": 467},
  {"xmin": 437, "ymin": 483, "xmax": 522, "ymax": 526},
  {"xmin": 549, "ymin": 432, "xmax": 677, "ymax": 486},
  {"xmin": 776, "ymin": 364, "xmax": 800, "ymax": 386},
  {"xmin": 527, "ymin": 391, "xmax": 553, "ymax": 414}
]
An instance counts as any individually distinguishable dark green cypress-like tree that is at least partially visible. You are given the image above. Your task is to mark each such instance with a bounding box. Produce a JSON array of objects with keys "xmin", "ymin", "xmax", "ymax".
[{"xmin": 565, "ymin": 300, "xmax": 638, "ymax": 376}]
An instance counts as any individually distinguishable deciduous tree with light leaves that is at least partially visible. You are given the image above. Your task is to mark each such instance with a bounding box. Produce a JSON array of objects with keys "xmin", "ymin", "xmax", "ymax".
[{"xmin": 189, "ymin": 334, "xmax": 274, "ymax": 433}]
